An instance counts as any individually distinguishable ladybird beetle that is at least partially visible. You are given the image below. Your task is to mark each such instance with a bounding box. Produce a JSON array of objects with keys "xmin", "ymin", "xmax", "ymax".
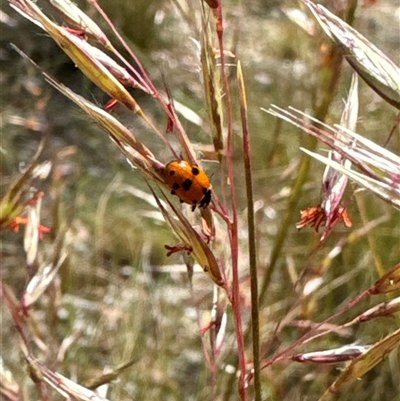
[{"xmin": 164, "ymin": 160, "xmax": 212, "ymax": 211}]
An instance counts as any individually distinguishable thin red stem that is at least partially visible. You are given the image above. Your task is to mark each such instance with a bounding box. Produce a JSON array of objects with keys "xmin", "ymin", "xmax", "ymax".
[{"xmin": 215, "ymin": 4, "xmax": 247, "ymax": 400}]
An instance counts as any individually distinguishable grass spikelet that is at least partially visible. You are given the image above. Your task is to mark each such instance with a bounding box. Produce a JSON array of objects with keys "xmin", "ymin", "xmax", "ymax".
[
  {"xmin": 47, "ymin": 0, "xmax": 111, "ymax": 47},
  {"xmin": 12, "ymin": 0, "xmax": 142, "ymax": 111},
  {"xmin": 25, "ymin": 355, "xmax": 113, "ymax": 401},
  {"xmin": 325, "ymin": 329, "xmax": 400, "ymax": 396},
  {"xmin": 371, "ymin": 262, "xmax": 400, "ymax": 294},
  {"xmin": 200, "ymin": 6, "xmax": 224, "ymax": 160},
  {"xmin": 303, "ymin": 0, "xmax": 400, "ymax": 109},
  {"xmin": 266, "ymin": 105, "xmax": 400, "ymax": 209},
  {"xmin": 0, "ymin": 146, "xmax": 48, "ymax": 232},
  {"xmin": 21, "ymin": 233, "xmax": 67, "ymax": 308},
  {"xmin": 150, "ymin": 186, "xmax": 225, "ymax": 287}
]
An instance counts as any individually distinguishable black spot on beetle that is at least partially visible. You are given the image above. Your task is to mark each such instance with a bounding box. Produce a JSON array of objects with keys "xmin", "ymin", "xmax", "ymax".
[
  {"xmin": 169, "ymin": 170, "xmax": 176, "ymax": 176},
  {"xmin": 172, "ymin": 182, "xmax": 180, "ymax": 190},
  {"xmin": 191, "ymin": 166, "xmax": 200, "ymax": 175},
  {"xmin": 182, "ymin": 178, "xmax": 192, "ymax": 191}
]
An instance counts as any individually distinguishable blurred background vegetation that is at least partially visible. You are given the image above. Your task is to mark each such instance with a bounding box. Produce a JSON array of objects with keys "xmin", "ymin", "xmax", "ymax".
[{"xmin": 1, "ymin": 0, "xmax": 399, "ymax": 400}]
